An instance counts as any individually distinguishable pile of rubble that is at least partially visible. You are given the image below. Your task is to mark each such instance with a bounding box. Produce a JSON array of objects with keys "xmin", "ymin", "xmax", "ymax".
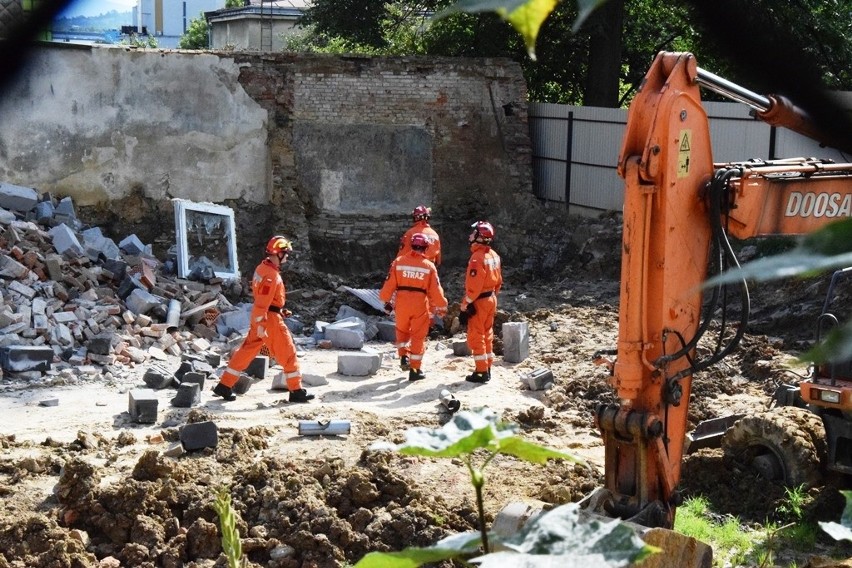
[{"xmin": 0, "ymin": 182, "xmax": 252, "ymax": 384}]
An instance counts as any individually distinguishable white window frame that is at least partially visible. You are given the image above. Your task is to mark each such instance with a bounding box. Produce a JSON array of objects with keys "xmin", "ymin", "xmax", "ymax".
[{"xmin": 173, "ymin": 198, "xmax": 240, "ymax": 280}]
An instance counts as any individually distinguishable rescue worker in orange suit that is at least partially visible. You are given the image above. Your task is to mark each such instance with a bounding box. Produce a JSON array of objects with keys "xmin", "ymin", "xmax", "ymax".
[
  {"xmin": 212, "ymin": 236, "xmax": 314, "ymax": 403},
  {"xmin": 380, "ymin": 232, "xmax": 448, "ymax": 381},
  {"xmin": 399, "ymin": 205, "xmax": 441, "ymax": 266},
  {"xmin": 458, "ymin": 221, "xmax": 502, "ymax": 383}
]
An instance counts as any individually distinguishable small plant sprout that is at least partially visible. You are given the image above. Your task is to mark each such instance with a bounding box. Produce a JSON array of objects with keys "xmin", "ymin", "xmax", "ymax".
[
  {"xmin": 213, "ymin": 486, "xmax": 244, "ymax": 568},
  {"xmin": 358, "ymin": 407, "xmax": 657, "ymax": 567}
]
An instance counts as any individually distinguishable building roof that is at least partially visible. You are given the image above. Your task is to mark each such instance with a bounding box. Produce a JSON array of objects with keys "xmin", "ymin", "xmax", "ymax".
[{"xmin": 205, "ymin": 1, "xmax": 308, "ymax": 23}]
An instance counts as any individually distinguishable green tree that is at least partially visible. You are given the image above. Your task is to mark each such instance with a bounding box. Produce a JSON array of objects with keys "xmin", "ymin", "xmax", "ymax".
[
  {"xmin": 225, "ymin": 0, "xmax": 244, "ymax": 7},
  {"xmin": 295, "ymin": 0, "xmax": 852, "ymax": 108},
  {"xmin": 179, "ymin": 12, "xmax": 209, "ymax": 50}
]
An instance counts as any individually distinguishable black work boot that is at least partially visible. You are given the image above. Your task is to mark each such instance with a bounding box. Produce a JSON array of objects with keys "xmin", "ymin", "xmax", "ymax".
[
  {"xmin": 465, "ymin": 371, "xmax": 490, "ymax": 384},
  {"xmin": 408, "ymin": 368, "xmax": 425, "ymax": 381},
  {"xmin": 400, "ymin": 355, "xmax": 410, "ymax": 371},
  {"xmin": 289, "ymin": 388, "xmax": 315, "ymax": 403},
  {"xmin": 212, "ymin": 382, "xmax": 237, "ymax": 401}
]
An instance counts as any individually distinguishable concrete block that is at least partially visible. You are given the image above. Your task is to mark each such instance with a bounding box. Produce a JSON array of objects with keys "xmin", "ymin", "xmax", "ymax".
[
  {"xmin": 0, "ymin": 207, "xmax": 15, "ymax": 224},
  {"xmin": 452, "ymin": 341, "xmax": 471, "ymax": 357},
  {"xmin": 300, "ymin": 373, "xmax": 329, "ymax": 387},
  {"xmin": 35, "ymin": 200, "xmax": 54, "ymax": 224},
  {"xmin": 86, "ymin": 335, "xmax": 112, "ymax": 356},
  {"xmin": 125, "ymin": 288, "xmax": 163, "ymax": 316},
  {"xmin": 284, "ymin": 317, "xmax": 304, "ymax": 335},
  {"xmin": 119, "ymin": 234, "xmax": 146, "ymax": 255},
  {"xmin": 101, "ymin": 258, "xmax": 127, "ymax": 282},
  {"xmin": 524, "ymin": 368, "xmax": 554, "ymax": 391},
  {"xmin": 190, "ymin": 359, "xmax": 215, "ymax": 377},
  {"xmin": 8, "ymin": 280, "xmax": 35, "ymax": 299},
  {"xmin": 204, "ymin": 352, "xmax": 221, "ymax": 367},
  {"xmin": 502, "ymin": 322, "xmax": 530, "ymax": 363},
  {"xmin": 173, "ymin": 360, "xmax": 194, "ymax": 382},
  {"xmin": 143, "ymin": 364, "xmax": 173, "ymax": 390},
  {"xmin": 337, "ymin": 349, "xmax": 381, "ymax": 376},
  {"xmin": 116, "ymin": 276, "xmax": 139, "ymax": 300},
  {"xmin": 129, "ymin": 389, "xmax": 158, "ymax": 424},
  {"xmin": 376, "ymin": 320, "xmax": 397, "ymax": 342},
  {"xmin": 232, "ymin": 373, "xmax": 256, "ymax": 395},
  {"xmin": 0, "ymin": 182, "xmax": 38, "ymax": 213},
  {"xmin": 82, "ymin": 227, "xmax": 120, "ymax": 260},
  {"xmin": 171, "ymin": 383, "xmax": 200, "ymax": 407},
  {"xmin": 335, "ymin": 304, "xmax": 370, "ymax": 322},
  {"xmin": 181, "ymin": 371, "xmax": 206, "ymax": 391},
  {"xmin": 326, "ymin": 322, "xmax": 365, "ymax": 350},
  {"xmin": 245, "ymin": 356, "xmax": 268, "ymax": 380},
  {"xmin": 328, "ymin": 317, "xmax": 366, "ymax": 332},
  {"xmin": 163, "ymin": 442, "xmax": 185, "ymax": 458},
  {"xmin": 48, "ymin": 224, "xmax": 85, "ymax": 258},
  {"xmin": 0, "ymin": 254, "xmax": 28, "ymax": 278},
  {"xmin": 0, "ymin": 345, "xmax": 54, "ymax": 372},
  {"xmin": 55, "ymin": 196, "xmax": 76, "ymax": 220},
  {"xmin": 217, "ymin": 309, "xmax": 250, "ymax": 336},
  {"xmin": 179, "ymin": 421, "xmax": 218, "ymax": 451}
]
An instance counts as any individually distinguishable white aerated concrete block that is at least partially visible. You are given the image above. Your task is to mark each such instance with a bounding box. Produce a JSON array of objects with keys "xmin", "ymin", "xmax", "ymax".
[
  {"xmin": 326, "ymin": 322, "xmax": 365, "ymax": 349},
  {"xmin": 502, "ymin": 322, "xmax": 529, "ymax": 363},
  {"xmin": 337, "ymin": 349, "xmax": 381, "ymax": 376}
]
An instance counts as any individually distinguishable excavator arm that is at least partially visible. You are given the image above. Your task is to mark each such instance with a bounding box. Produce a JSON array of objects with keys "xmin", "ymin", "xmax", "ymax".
[{"xmin": 587, "ymin": 52, "xmax": 852, "ymax": 530}]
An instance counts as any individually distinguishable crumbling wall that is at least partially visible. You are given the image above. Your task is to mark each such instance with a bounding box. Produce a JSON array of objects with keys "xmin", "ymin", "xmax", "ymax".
[{"xmin": 0, "ymin": 45, "xmax": 536, "ymax": 276}]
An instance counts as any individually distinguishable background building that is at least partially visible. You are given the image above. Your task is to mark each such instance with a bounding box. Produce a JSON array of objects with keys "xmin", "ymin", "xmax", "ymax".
[{"xmin": 206, "ymin": 0, "xmax": 308, "ymax": 51}]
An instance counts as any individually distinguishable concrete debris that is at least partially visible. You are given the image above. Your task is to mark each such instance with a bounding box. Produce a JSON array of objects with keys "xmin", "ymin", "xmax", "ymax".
[{"xmin": 0, "ymin": 183, "xmax": 251, "ymax": 385}]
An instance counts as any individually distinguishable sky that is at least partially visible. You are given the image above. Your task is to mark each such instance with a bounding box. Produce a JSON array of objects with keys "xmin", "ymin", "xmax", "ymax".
[{"xmin": 58, "ymin": 0, "xmax": 136, "ymax": 18}]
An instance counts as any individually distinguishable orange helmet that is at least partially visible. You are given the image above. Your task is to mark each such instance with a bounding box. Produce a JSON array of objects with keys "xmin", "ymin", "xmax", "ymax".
[
  {"xmin": 265, "ymin": 235, "xmax": 293, "ymax": 255},
  {"xmin": 469, "ymin": 221, "xmax": 495, "ymax": 244},
  {"xmin": 411, "ymin": 232, "xmax": 429, "ymax": 250},
  {"xmin": 412, "ymin": 205, "xmax": 431, "ymax": 222}
]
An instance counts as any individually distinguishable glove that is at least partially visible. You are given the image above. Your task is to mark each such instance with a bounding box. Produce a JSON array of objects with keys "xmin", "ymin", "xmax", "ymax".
[
  {"xmin": 384, "ymin": 302, "xmax": 394, "ymax": 315},
  {"xmin": 432, "ymin": 306, "xmax": 447, "ymax": 317},
  {"xmin": 458, "ymin": 311, "xmax": 468, "ymax": 326},
  {"xmin": 256, "ymin": 318, "xmax": 268, "ymax": 338},
  {"xmin": 282, "ymin": 309, "xmax": 293, "ymax": 318},
  {"xmin": 465, "ymin": 303, "xmax": 477, "ymax": 317}
]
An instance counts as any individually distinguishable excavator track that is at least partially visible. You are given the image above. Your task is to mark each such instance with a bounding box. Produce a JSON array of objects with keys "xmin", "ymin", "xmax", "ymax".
[{"xmin": 721, "ymin": 409, "xmax": 822, "ymax": 488}]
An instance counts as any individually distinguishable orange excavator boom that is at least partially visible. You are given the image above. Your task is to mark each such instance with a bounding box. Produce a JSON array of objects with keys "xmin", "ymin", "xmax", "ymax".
[{"xmin": 586, "ymin": 51, "xmax": 852, "ymax": 532}]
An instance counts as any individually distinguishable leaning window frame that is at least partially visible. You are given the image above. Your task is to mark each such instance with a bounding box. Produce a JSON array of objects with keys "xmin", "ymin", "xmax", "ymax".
[{"xmin": 172, "ymin": 199, "xmax": 240, "ymax": 280}]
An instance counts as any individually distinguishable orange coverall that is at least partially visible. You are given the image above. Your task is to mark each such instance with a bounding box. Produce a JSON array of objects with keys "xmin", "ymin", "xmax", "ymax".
[
  {"xmin": 399, "ymin": 221, "xmax": 442, "ymax": 266},
  {"xmin": 219, "ymin": 258, "xmax": 304, "ymax": 392},
  {"xmin": 379, "ymin": 250, "xmax": 448, "ymax": 371},
  {"xmin": 461, "ymin": 243, "xmax": 503, "ymax": 373}
]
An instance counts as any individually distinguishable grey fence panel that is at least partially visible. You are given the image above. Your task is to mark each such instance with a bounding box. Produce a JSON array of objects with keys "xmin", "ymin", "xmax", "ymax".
[
  {"xmin": 703, "ymin": 101, "xmax": 771, "ymax": 163},
  {"xmin": 530, "ymin": 98, "xmax": 851, "ymax": 213}
]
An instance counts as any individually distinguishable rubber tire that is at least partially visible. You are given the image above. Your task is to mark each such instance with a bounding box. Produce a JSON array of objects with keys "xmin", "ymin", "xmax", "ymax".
[
  {"xmin": 774, "ymin": 406, "xmax": 828, "ymax": 468},
  {"xmin": 721, "ymin": 409, "xmax": 822, "ymax": 488}
]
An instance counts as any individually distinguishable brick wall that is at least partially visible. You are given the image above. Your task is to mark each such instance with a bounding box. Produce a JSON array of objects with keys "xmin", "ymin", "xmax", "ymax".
[{"xmin": 230, "ymin": 53, "xmax": 534, "ymax": 274}]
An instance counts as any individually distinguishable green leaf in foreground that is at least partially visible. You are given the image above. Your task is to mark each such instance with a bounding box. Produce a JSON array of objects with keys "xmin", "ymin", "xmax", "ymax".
[
  {"xmin": 434, "ymin": 0, "xmax": 558, "ymax": 59},
  {"xmin": 370, "ymin": 407, "xmax": 581, "ymax": 465},
  {"xmin": 802, "ymin": 319, "xmax": 852, "ymax": 363},
  {"xmin": 353, "ymin": 531, "xmax": 482, "ymax": 567},
  {"xmin": 704, "ymin": 219, "xmax": 852, "ymax": 287},
  {"xmin": 819, "ymin": 490, "xmax": 852, "ymax": 542}
]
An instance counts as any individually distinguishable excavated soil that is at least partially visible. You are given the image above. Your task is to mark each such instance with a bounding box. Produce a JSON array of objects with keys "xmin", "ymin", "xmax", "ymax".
[{"xmin": 1, "ymin": 217, "xmax": 851, "ymax": 567}]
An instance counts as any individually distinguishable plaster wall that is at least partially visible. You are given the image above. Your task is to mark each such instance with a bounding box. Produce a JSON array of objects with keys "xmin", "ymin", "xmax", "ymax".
[{"xmin": 0, "ymin": 45, "xmax": 269, "ymax": 206}]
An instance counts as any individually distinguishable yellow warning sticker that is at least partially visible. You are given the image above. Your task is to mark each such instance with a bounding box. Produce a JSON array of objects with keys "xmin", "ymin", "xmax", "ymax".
[{"xmin": 677, "ymin": 129, "xmax": 691, "ymax": 178}]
